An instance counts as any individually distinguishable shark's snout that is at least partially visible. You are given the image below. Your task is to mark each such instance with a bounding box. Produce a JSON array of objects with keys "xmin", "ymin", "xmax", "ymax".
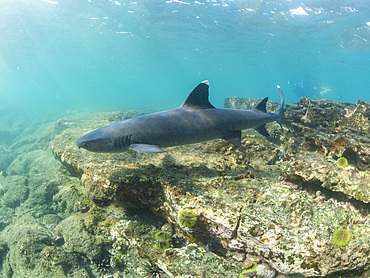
[{"xmin": 75, "ymin": 130, "xmax": 114, "ymax": 153}]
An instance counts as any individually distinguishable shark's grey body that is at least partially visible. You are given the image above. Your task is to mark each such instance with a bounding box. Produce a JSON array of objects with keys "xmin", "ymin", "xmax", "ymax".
[{"xmin": 76, "ymin": 81, "xmax": 284, "ymax": 153}]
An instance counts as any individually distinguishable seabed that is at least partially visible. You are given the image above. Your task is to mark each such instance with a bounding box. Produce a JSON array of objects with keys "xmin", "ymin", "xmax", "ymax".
[{"xmin": 0, "ymin": 96, "xmax": 369, "ymax": 277}]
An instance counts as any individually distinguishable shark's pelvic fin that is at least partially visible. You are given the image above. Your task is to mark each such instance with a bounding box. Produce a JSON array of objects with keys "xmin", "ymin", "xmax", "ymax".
[
  {"xmin": 222, "ymin": 130, "xmax": 242, "ymax": 146},
  {"xmin": 181, "ymin": 80, "xmax": 215, "ymax": 109},
  {"xmin": 255, "ymin": 124, "xmax": 270, "ymax": 137},
  {"xmin": 253, "ymin": 97, "xmax": 268, "ymax": 113},
  {"xmin": 129, "ymin": 144, "xmax": 165, "ymax": 153}
]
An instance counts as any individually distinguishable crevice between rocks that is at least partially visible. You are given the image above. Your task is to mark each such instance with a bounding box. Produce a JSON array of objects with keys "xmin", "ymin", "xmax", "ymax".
[{"xmin": 285, "ymin": 175, "xmax": 370, "ymax": 215}]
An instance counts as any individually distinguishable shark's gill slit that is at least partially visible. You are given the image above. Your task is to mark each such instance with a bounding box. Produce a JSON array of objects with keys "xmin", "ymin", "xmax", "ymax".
[{"xmin": 120, "ymin": 135, "xmax": 125, "ymax": 149}]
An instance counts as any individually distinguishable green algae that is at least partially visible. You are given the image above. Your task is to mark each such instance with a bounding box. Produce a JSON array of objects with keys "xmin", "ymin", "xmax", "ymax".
[
  {"xmin": 154, "ymin": 231, "xmax": 171, "ymax": 241},
  {"xmin": 178, "ymin": 209, "xmax": 197, "ymax": 228},
  {"xmin": 333, "ymin": 229, "xmax": 351, "ymax": 247},
  {"xmin": 337, "ymin": 157, "xmax": 348, "ymax": 168},
  {"xmin": 111, "ymin": 255, "xmax": 124, "ymax": 269},
  {"xmin": 238, "ymin": 261, "xmax": 258, "ymax": 277},
  {"xmin": 153, "ymin": 240, "xmax": 170, "ymax": 251}
]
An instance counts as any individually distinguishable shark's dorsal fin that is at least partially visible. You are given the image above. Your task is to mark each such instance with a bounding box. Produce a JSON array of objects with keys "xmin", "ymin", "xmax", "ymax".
[
  {"xmin": 254, "ymin": 97, "xmax": 268, "ymax": 113},
  {"xmin": 181, "ymin": 80, "xmax": 215, "ymax": 109}
]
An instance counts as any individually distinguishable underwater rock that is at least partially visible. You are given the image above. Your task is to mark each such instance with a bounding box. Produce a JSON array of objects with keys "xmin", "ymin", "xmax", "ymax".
[
  {"xmin": 226, "ymin": 96, "xmax": 370, "ymax": 201},
  {"xmin": 21, "ymin": 175, "xmax": 60, "ymax": 218},
  {"xmin": 282, "ymin": 152, "xmax": 370, "ymax": 203},
  {"xmin": 51, "ymin": 97, "xmax": 370, "ymax": 277},
  {"xmin": 2, "ymin": 215, "xmax": 53, "ymax": 277},
  {"xmin": 0, "ymin": 116, "xmax": 108, "ymax": 277},
  {"xmin": 0, "ymin": 152, "xmax": 15, "ymax": 173},
  {"xmin": 7, "ymin": 149, "xmax": 45, "ymax": 175},
  {"xmin": 9, "ymin": 121, "xmax": 58, "ymax": 154},
  {"xmin": 39, "ymin": 245, "xmax": 90, "ymax": 277},
  {"xmin": 0, "ymin": 215, "xmax": 91, "ymax": 278},
  {"xmin": 54, "ymin": 213, "xmax": 111, "ymax": 263},
  {"xmin": 256, "ymin": 263, "xmax": 276, "ymax": 278},
  {"xmin": 0, "ymin": 175, "xmax": 28, "ymax": 208}
]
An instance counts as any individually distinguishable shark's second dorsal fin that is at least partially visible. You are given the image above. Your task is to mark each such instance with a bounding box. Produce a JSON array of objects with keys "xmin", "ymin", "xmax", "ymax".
[
  {"xmin": 181, "ymin": 80, "xmax": 215, "ymax": 109},
  {"xmin": 254, "ymin": 97, "xmax": 268, "ymax": 113}
]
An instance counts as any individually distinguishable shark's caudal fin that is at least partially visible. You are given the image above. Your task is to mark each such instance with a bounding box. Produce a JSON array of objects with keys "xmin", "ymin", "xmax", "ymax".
[
  {"xmin": 253, "ymin": 85, "xmax": 284, "ymax": 137},
  {"xmin": 181, "ymin": 80, "xmax": 215, "ymax": 109},
  {"xmin": 253, "ymin": 97, "xmax": 270, "ymax": 136},
  {"xmin": 275, "ymin": 85, "xmax": 284, "ymax": 129}
]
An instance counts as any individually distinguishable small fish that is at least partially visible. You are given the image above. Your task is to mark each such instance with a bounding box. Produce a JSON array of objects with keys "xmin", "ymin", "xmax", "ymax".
[
  {"xmin": 206, "ymin": 240, "xmax": 227, "ymax": 256},
  {"xmin": 76, "ymin": 81, "xmax": 284, "ymax": 153}
]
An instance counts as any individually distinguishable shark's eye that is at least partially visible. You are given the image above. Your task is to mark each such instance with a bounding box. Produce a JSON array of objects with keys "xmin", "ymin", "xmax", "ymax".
[{"xmin": 78, "ymin": 141, "xmax": 88, "ymax": 148}]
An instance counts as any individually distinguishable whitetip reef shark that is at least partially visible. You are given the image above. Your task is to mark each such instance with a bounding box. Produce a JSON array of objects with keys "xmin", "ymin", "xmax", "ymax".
[{"xmin": 75, "ymin": 80, "xmax": 284, "ymax": 153}]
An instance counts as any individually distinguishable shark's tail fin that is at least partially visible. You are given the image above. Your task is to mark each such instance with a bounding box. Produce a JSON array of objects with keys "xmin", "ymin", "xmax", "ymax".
[
  {"xmin": 252, "ymin": 86, "xmax": 284, "ymax": 137},
  {"xmin": 275, "ymin": 85, "xmax": 284, "ymax": 129}
]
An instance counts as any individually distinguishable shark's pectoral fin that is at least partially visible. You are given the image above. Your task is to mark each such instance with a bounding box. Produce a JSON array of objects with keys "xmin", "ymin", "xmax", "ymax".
[
  {"xmin": 222, "ymin": 130, "xmax": 242, "ymax": 146},
  {"xmin": 128, "ymin": 144, "xmax": 165, "ymax": 153},
  {"xmin": 255, "ymin": 124, "xmax": 270, "ymax": 137}
]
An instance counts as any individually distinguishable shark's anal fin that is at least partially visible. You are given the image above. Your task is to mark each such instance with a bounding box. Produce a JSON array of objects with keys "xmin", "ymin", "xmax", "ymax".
[
  {"xmin": 255, "ymin": 124, "xmax": 270, "ymax": 137},
  {"xmin": 129, "ymin": 144, "xmax": 165, "ymax": 153},
  {"xmin": 222, "ymin": 130, "xmax": 242, "ymax": 146}
]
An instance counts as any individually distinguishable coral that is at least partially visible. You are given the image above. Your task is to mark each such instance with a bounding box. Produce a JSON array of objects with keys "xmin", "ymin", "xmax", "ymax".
[
  {"xmin": 333, "ymin": 229, "xmax": 351, "ymax": 247},
  {"xmin": 337, "ymin": 157, "xmax": 348, "ymax": 168},
  {"xmin": 178, "ymin": 209, "xmax": 197, "ymax": 228}
]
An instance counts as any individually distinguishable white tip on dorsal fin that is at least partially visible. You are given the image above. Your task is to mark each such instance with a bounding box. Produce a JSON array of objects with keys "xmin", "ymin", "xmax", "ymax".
[{"xmin": 181, "ymin": 80, "xmax": 215, "ymax": 109}]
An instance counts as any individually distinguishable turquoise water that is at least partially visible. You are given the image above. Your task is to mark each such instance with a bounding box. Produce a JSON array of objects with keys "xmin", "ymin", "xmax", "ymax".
[{"xmin": 0, "ymin": 0, "xmax": 369, "ymax": 119}]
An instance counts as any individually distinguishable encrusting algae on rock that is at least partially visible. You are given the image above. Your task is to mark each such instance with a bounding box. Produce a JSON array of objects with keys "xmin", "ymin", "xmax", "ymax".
[{"xmin": 48, "ymin": 97, "xmax": 370, "ymax": 277}]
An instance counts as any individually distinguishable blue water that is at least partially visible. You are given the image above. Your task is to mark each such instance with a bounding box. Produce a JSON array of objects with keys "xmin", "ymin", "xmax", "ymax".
[{"xmin": 0, "ymin": 0, "xmax": 369, "ymax": 119}]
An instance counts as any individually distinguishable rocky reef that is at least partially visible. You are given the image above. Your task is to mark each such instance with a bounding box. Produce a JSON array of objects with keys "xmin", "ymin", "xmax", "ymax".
[{"xmin": 0, "ymin": 96, "xmax": 369, "ymax": 277}]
